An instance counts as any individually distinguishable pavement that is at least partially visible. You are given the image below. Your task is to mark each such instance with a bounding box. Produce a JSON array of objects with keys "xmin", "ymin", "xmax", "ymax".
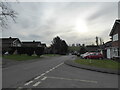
[
  {"xmin": 64, "ymin": 60, "xmax": 120, "ymax": 75},
  {"xmin": 2, "ymin": 55, "xmax": 119, "ymax": 88}
]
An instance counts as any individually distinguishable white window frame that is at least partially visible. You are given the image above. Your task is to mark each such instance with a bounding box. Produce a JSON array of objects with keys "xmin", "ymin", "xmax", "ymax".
[{"xmin": 113, "ymin": 34, "xmax": 118, "ymax": 41}]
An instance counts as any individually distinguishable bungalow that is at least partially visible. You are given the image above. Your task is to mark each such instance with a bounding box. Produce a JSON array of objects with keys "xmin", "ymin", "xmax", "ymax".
[{"xmin": 107, "ymin": 19, "xmax": 120, "ymax": 59}]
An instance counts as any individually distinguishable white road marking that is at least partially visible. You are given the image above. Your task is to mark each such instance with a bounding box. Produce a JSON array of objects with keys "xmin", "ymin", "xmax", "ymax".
[
  {"xmin": 47, "ymin": 76, "xmax": 97, "ymax": 84},
  {"xmin": 34, "ymin": 75, "xmax": 41, "ymax": 80},
  {"xmin": 33, "ymin": 81, "xmax": 41, "ymax": 87},
  {"xmin": 23, "ymin": 63, "xmax": 63, "ymax": 87},
  {"xmin": 34, "ymin": 73, "xmax": 46, "ymax": 80},
  {"xmin": 41, "ymin": 73, "xmax": 45, "ymax": 76},
  {"xmin": 24, "ymin": 81, "xmax": 33, "ymax": 86},
  {"xmin": 52, "ymin": 63, "xmax": 64, "ymax": 69},
  {"xmin": 54, "ymin": 65, "xmax": 60, "ymax": 68},
  {"xmin": 35, "ymin": 63, "xmax": 63, "ymax": 80},
  {"xmin": 45, "ymin": 71, "xmax": 50, "ymax": 73},
  {"xmin": 52, "ymin": 67, "xmax": 55, "ymax": 69},
  {"xmin": 41, "ymin": 76, "xmax": 47, "ymax": 81},
  {"xmin": 49, "ymin": 69, "xmax": 53, "ymax": 71}
]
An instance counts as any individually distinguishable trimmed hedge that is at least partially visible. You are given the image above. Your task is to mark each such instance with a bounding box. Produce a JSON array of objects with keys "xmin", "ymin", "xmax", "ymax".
[
  {"xmin": 17, "ymin": 47, "xmax": 44, "ymax": 56},
  {"xmin": 35, "ymin": 47, "xmax": 44, "ymax": 56}
]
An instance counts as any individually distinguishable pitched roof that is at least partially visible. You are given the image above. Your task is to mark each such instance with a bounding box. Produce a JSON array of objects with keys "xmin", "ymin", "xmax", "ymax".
[
  {"xmin": 0, "ymin": 37, "xmax": 20, "ymax": 44},
  {"xmin": 104, "ymin": 41, "xmax": 112, "ymax": 47},
  {"xmin": 22, "ymin": 41, "xmax": 41, "ymax": 47},
  {"xmin": 41, "ymin": 43, "xmax": 46, "ymax": 47},
  {"xmin": 109, "ymin": 19, "xmax": 120, "ymax": 36}
]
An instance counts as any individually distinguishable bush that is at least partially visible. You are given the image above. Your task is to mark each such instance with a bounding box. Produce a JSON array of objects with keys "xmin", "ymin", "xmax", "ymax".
[
  {"xmin": 112, "ymin": 56, "xmax": 120, "ymax": 62},
  {"xmin": 17, "ymin": 47, "xmax": 26, "ymax": 55},
  {"xmin": 8, "ymin": 47, "xmax": 16, "ymax": 55},
  {"xmin": 17, "ymin": 47, "xmax": 44, "ymax": 56},
  {"xmin": 17, "ymin": 47, "xmax": 34, "ymax": 56},
  {"xmin": 26, "ymin": 47, "xmax": 34, "ymax": 56},
  {"xmin": 35, "ymin": 47, "xmax": 44, "ymax": 56}
]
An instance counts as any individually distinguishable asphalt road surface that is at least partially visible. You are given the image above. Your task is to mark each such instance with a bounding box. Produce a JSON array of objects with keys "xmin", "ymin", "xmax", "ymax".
[{"xmin": 2, "ymin": 55, "xmax": 119, "ymax": 88}]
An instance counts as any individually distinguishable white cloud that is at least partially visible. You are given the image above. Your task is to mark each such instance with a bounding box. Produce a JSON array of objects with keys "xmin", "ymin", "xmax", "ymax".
[{"xmin": 2, "ymin": 2, "xmax": 118, "ymax": 46}]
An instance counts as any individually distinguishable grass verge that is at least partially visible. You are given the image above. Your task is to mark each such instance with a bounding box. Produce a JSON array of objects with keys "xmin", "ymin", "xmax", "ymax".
[
  {"xmin": 74, "ymin": 59, "xmax": 120, "ymax": 70},
  {"xmin": 2, "ymin": 54, "xmax": 41, "ymax": 61},
  {"xmin": 42, "ymin": 54, "xmax": 61, "ymax": 57}
]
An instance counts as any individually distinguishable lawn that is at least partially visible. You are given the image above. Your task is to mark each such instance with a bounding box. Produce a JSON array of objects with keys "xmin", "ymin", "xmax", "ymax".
[
  {"xmin": 2, "ymin": 54, "xmax": 41, "ymax": 61},
  {"xmin": 42, "ymin": 54, "xmax": 61, "ymax": 57},
  {"xmin": 74, "ymin": 59, "xmax": 120, "ymax": 70}
]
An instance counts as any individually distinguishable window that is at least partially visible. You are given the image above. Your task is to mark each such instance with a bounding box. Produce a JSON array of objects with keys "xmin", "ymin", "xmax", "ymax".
[
  {"xmin": 113, "ymin": 48, "xmax": 118, "ymax": 57},
  {"xmin": 113, "ymin": 34, "xmax": 118, "ymax": 41},
  {"xmin": 17, "ymin": 44, "xmax": 21, "ymax": 47}
]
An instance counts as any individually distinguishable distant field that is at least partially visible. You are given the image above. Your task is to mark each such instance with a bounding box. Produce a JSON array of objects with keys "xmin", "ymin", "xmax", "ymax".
[
  {"xmin": 3, "ymin": 54, "xmax": 41, "ymax": 61},
  {"xmin": 75, "ymin": 59, "xmax": 120, "ymax": 70}
]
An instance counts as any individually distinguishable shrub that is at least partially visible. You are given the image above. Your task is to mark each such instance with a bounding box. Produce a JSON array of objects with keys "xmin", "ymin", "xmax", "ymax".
[
  {"xmin": 8, "ymin": 47, "xmax": 16, "ymax": 55},
  {"xmin": 35, "ymin": 47, "xmax": 44, "ymax": 56},
  {"xmin": 26, "ymin": 47, "xmax": 34, "ymax": 56}
]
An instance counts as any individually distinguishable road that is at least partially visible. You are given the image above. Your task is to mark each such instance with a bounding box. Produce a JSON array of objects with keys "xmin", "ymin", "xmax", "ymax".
[{"xmin": 2, "ymin": 55, "xmax": 118, "ymax": 88}]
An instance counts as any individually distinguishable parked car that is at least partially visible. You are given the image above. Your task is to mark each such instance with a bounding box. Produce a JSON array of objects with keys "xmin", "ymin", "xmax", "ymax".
[
  {"xmin": 84, "ymin": 52, "xmax": 103, "ymax": 59},
  {"xmin": 77, "ymin": 53, "xmax": 80, "ymax": 57},
  {"xmin": 80, "ymin": 52, "xmax": 92, "ymax": 58},
  {"xmin": 4, "ymin": 51, "xmax": 9, "ymax": 55}
]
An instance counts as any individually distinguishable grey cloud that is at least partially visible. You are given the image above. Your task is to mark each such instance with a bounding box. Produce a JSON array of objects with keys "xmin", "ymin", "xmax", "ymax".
[
  {"xmin": 2, "ymin": 2, "xmax": 118, "ymax": 46},
  {"xmin": 28, "ymin": 34, "xmax": 43, "ymax": 39},
  {"xmin": 87, "ymin": 3, "xmax": 117, "ymax": 22}
]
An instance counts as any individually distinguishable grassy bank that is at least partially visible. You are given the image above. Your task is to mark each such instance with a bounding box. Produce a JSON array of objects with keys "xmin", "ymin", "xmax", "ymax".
[
  {"xmin": 75, "ymin": 59, "xmax": 120, "ymax": 70},
  {"xmin": 3, "ymin": 54, "xmax": 41, "ymax": 61}
]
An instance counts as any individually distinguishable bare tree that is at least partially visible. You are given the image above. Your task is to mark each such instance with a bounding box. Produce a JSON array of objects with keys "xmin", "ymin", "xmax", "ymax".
[
  {"xmin": 99, "ymin": 37, "xmax": 103, "ymax": 45},
  {"xmin": 95, "ymin": 36, "xmax": 104, "ymax": 46},
  {"xmin": 0, "ymin": 2, "xmax": 17, "ymax": 29},
  {"xmin": 96, "ymin": 36, "xmax": 99, "ymax": 46}
]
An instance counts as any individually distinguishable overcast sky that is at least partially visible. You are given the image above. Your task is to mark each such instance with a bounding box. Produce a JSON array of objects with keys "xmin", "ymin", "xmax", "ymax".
[{"xmin": 2, "ymin": 2, "xmax": 118, "ymax": 46}]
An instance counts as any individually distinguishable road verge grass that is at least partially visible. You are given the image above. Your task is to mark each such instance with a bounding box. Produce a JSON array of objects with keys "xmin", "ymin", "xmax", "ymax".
[
  {"xmin": 74, "ymin": 59, "xmax": 120, "ymax": 70},
  {"xmin": 3, "ymin": 54, "xmax": 41, "ymax": 61},
  {"xmin": 42, "ymin": 54, "xmax": 61, "ymax": 57}
]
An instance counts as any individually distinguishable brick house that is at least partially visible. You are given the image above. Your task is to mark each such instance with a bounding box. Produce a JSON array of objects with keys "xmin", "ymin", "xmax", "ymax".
[
  {"xmin": 1, "ymin": 37, "xmax": 22, "ymax": 54},
  {"xmin": 107, "ymin": 19, "xmax": 120, "ymax": 59}
]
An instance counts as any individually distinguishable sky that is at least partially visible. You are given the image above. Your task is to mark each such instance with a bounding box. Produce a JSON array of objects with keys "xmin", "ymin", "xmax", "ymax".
[{"xmin": 1, "ymin": 2, "xmax": 118, "ymax": 46}]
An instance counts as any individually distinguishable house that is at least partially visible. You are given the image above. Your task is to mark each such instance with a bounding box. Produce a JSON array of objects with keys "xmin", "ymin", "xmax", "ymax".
[
  {"xmin": 107, "ymin": 19, "xmax": 120, "ymax": 59},
  {"xmin": 1, "ymin": 37, "xmax": 22, "ymax": 54},
  {"xmin": 1, "ymin": 37, "xmax": 21, "ymax": 47},
  {"xmin": 22, "ymin": 40, "xmax": 42, "ymax": 47},
  {"xmin": 100, "ymin": 41, "xmax": 112, "ymax": 58},
  {"xmin": 41, "ymin": 43, "xmax": 47, "ymax": 48}
]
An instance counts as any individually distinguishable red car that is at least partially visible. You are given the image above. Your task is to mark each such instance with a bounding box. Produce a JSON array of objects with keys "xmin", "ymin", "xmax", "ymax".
[{"xmin": 84, "ymin": 52, "xmax": 103, "ymax": 59}]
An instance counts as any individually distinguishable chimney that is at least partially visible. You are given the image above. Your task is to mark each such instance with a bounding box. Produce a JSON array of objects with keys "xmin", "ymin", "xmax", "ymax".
[{"xmin": 9, "ymin": 37, "xmax": 12, "ymax": 39}]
